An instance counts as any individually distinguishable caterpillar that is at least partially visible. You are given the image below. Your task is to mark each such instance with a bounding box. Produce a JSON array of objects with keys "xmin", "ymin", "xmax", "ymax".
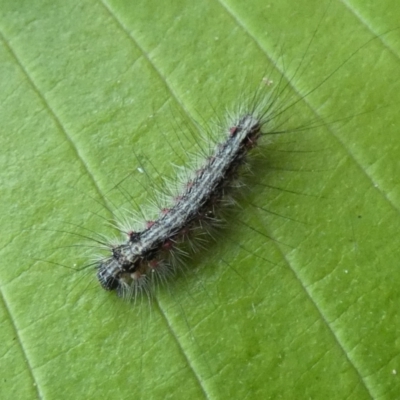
[{"xmin": 95, "ymin": 92, "xmax": 279, "ymax": 299}]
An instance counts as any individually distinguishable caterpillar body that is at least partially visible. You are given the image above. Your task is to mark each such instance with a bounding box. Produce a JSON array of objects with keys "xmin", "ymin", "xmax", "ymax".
[{"xmin": 97, "ymin": 107, "xmax": 266, "ymax": 299}]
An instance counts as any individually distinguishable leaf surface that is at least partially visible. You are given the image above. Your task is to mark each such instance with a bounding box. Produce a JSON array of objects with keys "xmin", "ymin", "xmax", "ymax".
[{"xmin": 1, "ymin": 0, "xmax": 400, "ymax": 399}]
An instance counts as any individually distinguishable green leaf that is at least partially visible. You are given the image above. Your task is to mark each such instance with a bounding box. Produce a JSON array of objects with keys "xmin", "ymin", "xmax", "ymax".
[{"xmin": 1, "ymin": 0, "xmax": 400, "ymax": 399}]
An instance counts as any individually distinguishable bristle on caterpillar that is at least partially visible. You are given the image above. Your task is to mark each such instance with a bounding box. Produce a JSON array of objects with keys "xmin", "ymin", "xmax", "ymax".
[{"xmin": 97, "ymin": 110, "xmax": 266, "ymax": 300}]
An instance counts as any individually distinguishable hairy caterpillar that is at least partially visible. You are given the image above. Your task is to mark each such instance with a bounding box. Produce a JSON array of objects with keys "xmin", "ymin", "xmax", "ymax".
[{"xmin": 95, "ymin": 91, "xmax": 288, "ymax": 300}]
